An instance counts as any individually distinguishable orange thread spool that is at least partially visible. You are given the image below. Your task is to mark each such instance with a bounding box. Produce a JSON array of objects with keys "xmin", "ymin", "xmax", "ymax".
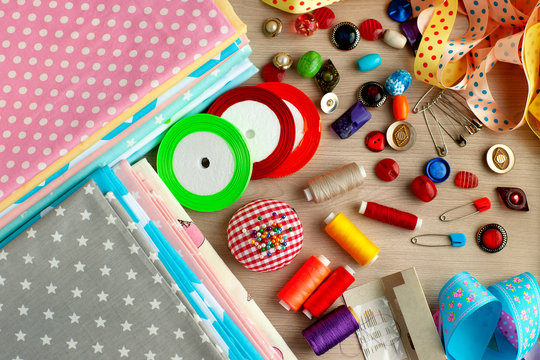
[
  {"xmin": 302, "ymin": 265, "xmax": 355, "ymax": 319},
  {"xmin": 277, "ymin": 255, "xmax": 331, "ymax": 311}
]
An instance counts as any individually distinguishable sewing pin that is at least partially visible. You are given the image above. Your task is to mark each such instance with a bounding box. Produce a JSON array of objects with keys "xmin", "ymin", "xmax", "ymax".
[
  {"xmin": 411, "ymin": 233, "xmax": 466, "ymax": 247},
  {"xmin": 439, "ymin": 197, "xmax": 491, "ymax": 222}
]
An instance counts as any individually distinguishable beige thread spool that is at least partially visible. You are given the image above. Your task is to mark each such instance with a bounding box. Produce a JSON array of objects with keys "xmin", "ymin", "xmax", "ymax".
[{"xmin": 304, "ymin": 162, "xmax": 366, "ymax": 203}]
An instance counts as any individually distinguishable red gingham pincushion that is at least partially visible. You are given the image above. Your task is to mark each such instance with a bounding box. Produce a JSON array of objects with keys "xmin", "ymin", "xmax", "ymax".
[{"xmin": 227, "ymin": 199, "xmax": 303, "ymax": 272}]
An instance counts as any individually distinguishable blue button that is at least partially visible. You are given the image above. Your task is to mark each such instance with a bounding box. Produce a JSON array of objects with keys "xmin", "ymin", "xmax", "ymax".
[
  {"xmin": 387, "ymin": 0, "xmax": 412, "ymax": 23},
  {"xmin": 426, "ymin": 158, "xmax": 451, "ymax": 183}
]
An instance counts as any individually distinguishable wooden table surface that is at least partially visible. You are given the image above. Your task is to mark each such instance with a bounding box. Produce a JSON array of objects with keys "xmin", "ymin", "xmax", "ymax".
[{"xmin": 154, "ymin": 1, "xmax": 540, "ymax": 358}]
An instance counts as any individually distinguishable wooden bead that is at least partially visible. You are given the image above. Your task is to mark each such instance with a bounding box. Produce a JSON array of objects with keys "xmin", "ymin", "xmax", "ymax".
[{"xmin": 383, "ymin": 29, "xmax": 407, "ymax": 49}]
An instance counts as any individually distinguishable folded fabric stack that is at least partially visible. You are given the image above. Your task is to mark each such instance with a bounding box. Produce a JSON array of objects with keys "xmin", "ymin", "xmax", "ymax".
[
  {"xmin": 0, "ymin": 0, "xmax": 257, "ymax": 241},
  {"xmin": 0, "ymin": 0, "xmax": 297, "ymax": 358}
]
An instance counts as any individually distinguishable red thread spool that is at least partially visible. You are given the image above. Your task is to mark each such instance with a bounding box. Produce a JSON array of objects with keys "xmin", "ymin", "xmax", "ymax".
[
  {"xmin": 277, "ymin": 255, "xmax": 331, "ymax": 311},
  {"xmin": 302, "ymin": 265, "xmax": 355, "ymax": 319},
  {"xmin": 358, "ymin": 201, "xmax": 422, "ymax": 230}
]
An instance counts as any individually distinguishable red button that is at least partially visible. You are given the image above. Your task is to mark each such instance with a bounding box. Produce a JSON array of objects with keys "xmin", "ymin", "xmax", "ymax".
[
  {"xmin": 476, "ymin": 223, "xmax": 507, "ymax": 253},
  {"xmin": 376, "ymin": 158, "xmax": 399, "ymax": 182},
  {"xmin": 262, "ymin": 62, "xmax": 285, "ymax": 82},
  {"xmin": 411, "ymin": 175, "xmax": 437, "ymax": 202},
  {"xmin": 313, "ymin": 7, "xmax": 335, "ymax": 29},
  {"xmin": 359, "ymin": 19, "xmax": 383, "ymax": 41},
  {"xmin": 365, "ymin": 131, "xmax": 386, "ymax": 152},
  {"xmin": 482, "ymin": 228, "xmax": 503, "ymax": 249}
]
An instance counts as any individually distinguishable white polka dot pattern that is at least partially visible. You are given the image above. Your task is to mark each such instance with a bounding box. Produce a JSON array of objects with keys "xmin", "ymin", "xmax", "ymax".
[{"xmin": 0, "ymin": 0, "xmax": 235, "ymax": 201}]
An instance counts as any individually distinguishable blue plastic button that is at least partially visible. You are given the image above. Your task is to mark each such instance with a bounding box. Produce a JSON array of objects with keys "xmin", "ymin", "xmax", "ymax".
[
  {"xmin": 426, "ymin": 158, "xmax": 451, "ymax": 183},
  {"xmin": 387, "ymin": 0, "xmax": 412, "ymax": 23}
]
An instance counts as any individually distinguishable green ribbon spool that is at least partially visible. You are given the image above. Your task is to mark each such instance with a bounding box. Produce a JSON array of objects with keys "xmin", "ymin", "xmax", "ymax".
[{"xmin": 157, "ymin": 114, "xmax": 252, "ymax": 212}]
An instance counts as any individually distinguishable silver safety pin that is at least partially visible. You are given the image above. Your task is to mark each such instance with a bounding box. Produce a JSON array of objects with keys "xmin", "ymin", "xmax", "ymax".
[
  {"xmin": 411, "ymin": 233, "xmax": 466, "ymax": 247},
  {"xmin": 422, "ymin": 106, "xmax": 448, "ymax": 157}
]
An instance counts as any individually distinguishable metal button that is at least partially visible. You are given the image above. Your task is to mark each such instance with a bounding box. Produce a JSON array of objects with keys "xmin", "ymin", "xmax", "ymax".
[
  {"xmin": 263, "ymin": 17, "xmax": 282, "ymax": 37},
  {"xmin": 386, "ymin": 121, "xmax": 416, "ymax": 151},
  {"xmin": 272, "ymin": 52, "xmax": 293, "ymax": 70},
  {"xmin": 320, "ymin": 92, "xmax": 339, "ymax": 114}
]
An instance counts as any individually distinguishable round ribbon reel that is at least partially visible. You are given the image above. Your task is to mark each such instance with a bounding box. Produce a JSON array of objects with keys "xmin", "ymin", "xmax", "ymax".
[
  {"xmin": 412, "ymin": 0, "xmax": 540, "ymax": 137},
  {"xmin": 207, "ymin": 86, "xmax": 296, "ymax": 180}
]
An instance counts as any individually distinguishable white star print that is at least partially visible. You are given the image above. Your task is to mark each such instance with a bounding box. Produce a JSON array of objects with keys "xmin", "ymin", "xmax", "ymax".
[
  {"xmin": 149, "ymin": 299, "xmax": 161, "ymax": 310},
  {"xmin": 18, "ymin": 305, "xmax": 29, "ymax": 316},
  {"xmin": 97, "ymin": 290, "xmax": 109, "ymax": 302},
  {"xmin": 76, "ymin": 235, "xmax": 88, "ymax": 246},
  {"xmin": 174, "ymin": 328, "xmax": 185, "ymax": 339},
  {"xmin": 176, "ymin": 303, "xmax": 187, "ymax": 313},
  {"xmin": 0, "ymin": 303, "xmax": 3, "ymax": 311},
  {"xmin": 51, "ymin": 231, "xmax": 63, "ymax": 242},
  {"xmin": 119, "ymin": 346, "xmax": 130, "ymax": 357},
  {"xmin": 193, "ymin": 314, "xmax": 202, "ymax": 323},
  {"xmin": 145, "ymin": 350, "xmax": 156, "ymax": 360},
  {"xmin": 74, "ymin": 261, "xmax": 86, "ymax": 272},
  {"xmin": 40, "ymin": 334, "xmax": 52, "ymax": 345},
  {"xmin": 200, "ymin": 333, "xmax": 210, "ymax": 343},
  {"xmin": 100, "ymin": 265, "xmax": 111, "ymax": 276},
  {"xmin": 66, "ymin": 338, "xmax": 78, "ymax": 349},
  {"xmin": 15, "ymin": 330, "xmax": 26, "ymax": 341},
  {"xmin": 71, "ymin": 287, "xmax": 82, "ymax": 298},
  {"xmin": 0, "ymin": 250, "xmax": 7, "ymax": 260},
  {"xmin": 126, "ymin": 269, "xmax": 137, "ymax": 280},
  {"xmin": 0, "ymin": 275, "xmax": 6, "ymax": 286},
  {"xmin": 69, "ymin": 313, "xmax": 80, "ymax": 324},
  {"xmin": 80, "ymin": 209, "xmax": 92, "ymax": 221},
  {"xmin": 147, "ymin": 324, "xmax": 159, "ymax": 335},
  {"xmin": 121, "ymin": 320, "xmax": 132, "ymax": 332},
  {"xmin": 126, "ymin": 222, "xmax": 138, "ymax": 232},
  {"xmin": 152, "ymin": 273, "xmax": 163, "ymax": 284},
  {"xmin": 95, "ymin": 316, "xmax": 106, "ymax": 328},
  {"xmin": 84, "ymin": 183, "xmax": 95, "ymax": 194},
  {"xmin": 105, "ymin": 214, "xmax": 117, "ymax": 224},
  {"xmin": 183, "ymin": 91, "xmax": 192, "ymax": 100},
  {"xmin": 20, "ymin": 278, "xmax": 31, "ymax": 290},
  {"xmin": 13, "ymin": 356, "xmax": 23, "ymax": 360},
  {"xmin": 148, "ymin": 252, "xmax": 159, "ymax": 262},
  {"xmin": 105, "ymin": 192, "xmax": 116, "ymax": 201},
  {"xmin": 48, "ymin": 257, "xmax": 59, "ymax": 268},
  {"xmin": 127, "ymin": 139, "xmax": 136, "ymax": 147},
  {"xmin": 92, "ymin": 342, "xmax": 104, "ymax": 353},
  {"xmin": 43, "ymin": 309, "xmax": 54, "ymax": 320},
  {"xmin": 46, "ymin": 283, "xmax": 57, "ymax": 294},
  {"xmin": 154, "ymin": 114, "xmax": 164, "ymax": 124},
  {"xmin": 123, "ymin": 294, "xmax": 134, "ymax": 306},
  {"xmin": 26, "ymin": 227, "xmax": 37, "ymax": 238},
  {"xmin": 103, "ymin": 239, "xmax": 114, "ymax": 251},
  {"xmin": 22, "ymin": 253, "xmax": 34, "ymax": 264},
  {"xmin": 171, "ymin": 355, "xmax": 183, "ymax": 360},
  {"xmin": 128, "ymin": 243, "xmax": 140, "ymax": 254},
  {"xmin": 55, "ymin": 206, "xmax": 66, "ymax": 216}
]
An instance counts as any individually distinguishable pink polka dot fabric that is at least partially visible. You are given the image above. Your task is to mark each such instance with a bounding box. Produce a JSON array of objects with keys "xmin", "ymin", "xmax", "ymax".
[{"xmin": 0, "ymin": 0, "xmax": 235, "ymax": 201}]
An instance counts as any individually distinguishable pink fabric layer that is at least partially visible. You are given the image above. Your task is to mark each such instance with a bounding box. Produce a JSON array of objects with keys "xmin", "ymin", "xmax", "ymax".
[{"xmin": 0, "ymin": 0, "xmax": 235, "ymax": 200}]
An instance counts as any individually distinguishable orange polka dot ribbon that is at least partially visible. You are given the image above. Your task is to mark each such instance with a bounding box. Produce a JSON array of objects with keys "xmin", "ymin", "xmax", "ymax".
[
  {"xmin": 412, "ymin": 0, "xmax": 540, "ymax": 136},
  {"xmin": 261, "ymin": 0, "xmax": 342, "ymax": 14}
]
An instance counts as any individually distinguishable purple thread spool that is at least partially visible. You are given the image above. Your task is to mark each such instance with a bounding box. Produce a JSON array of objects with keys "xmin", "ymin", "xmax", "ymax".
[
  {"xmin": 331, "ymin": 101, "xmax": 371, "ymax": 139},
  {"xmin": 302, "ymin": 305, "xmax": 360, "ymax": 355}
]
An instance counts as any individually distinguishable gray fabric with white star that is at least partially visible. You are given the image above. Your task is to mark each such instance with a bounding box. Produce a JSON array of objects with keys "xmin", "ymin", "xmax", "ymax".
[{"xmin": 0, "ymin": 180, "xmax": 225, "ymax": 360}]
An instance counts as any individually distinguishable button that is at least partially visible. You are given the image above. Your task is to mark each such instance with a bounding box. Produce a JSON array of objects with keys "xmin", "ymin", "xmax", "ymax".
[
  {"xmin": 376, "ymin": 158, "xmax": 399, "ymax": 181},
  {"xmin": 387, "ymin": 0, "xmax": 412, "ymax": 23},
  {"xmin": 357, "ymin": 54, "xmax": 382, "ymax": 72},
  {"xmin": 330, "ymin": 101, "xmax": 371, "ymax": 139},
  {"xmin": 357, "ymin": 82, "xmax": 387, "ymax": 107},
  {"xmin": 476, "ymin": 223, "xmax": 507, "ymax": 253},
  {"xmin": 486, "ymin": 144, "xmax": 515, "ymax": 174},
  {"xmin": 263, "ymin": 17, "xmax": 283, "ymax": 37},
  {"xmin": 385, "ymin": 70, "xmax": 412, "ymax": 96},
  {"xmin": 331, "ymin": 22, "xmax": 360, "ymax": 50},
  {"xmin": 320, "ymin": 93, "xmax": 339, "ymax": 114},
  {"xmin": 454, "ymin": 171, "xmax": 479, "ymax": 188},
  {"xmin": 273, "ymin": 52, "xmax": 293, "ymax": 70},
  {"xmin": 295, "ymin": 13, "xmax": 318, "ymax": 36},
  {"xmin": 313, "ymin": 7, "xmax": 335, "ymax": 29},
  {"xmin": 262, "ymin": 62, "xmax": 285, "ymax": 82},
  {"xmin": 359, "ymin": 19, "xmax": 383, "ymax": 41},
  {"xmin": 297, "ymin": 50, "xmax": 322, "ymax": 78},
  {"xmin": 315, "ymin": 60, "xmax": 340, "ymax": 94},
  {"xmin": 411, "ymin": 175, "xmax": 437, "ymax": 202},
  {"xmin": 425, "ymin": 158, "xmax": 451, "ymax": 183},
  {"xmin": 496, "ymin": 187, "xmax": 529, "ymax": 211},
  {"xmin": 365, "ymin": 131, "xmax": 386, "ymax": 152},
  {"xmin": 386, "ymin": 121, "xmax": 416, "ymax": 151}
]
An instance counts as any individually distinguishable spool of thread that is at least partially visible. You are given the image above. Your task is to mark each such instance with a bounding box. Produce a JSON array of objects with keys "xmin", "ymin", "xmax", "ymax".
[
  {"xmin": 278, "ymin": 255, "xmax": 331, "ymax": 311},
  {"xmin": 302, "ymin": 305, "xmax": 360, "ymax": 356},
  {"xmin": 304, "ymin": 162, "xmax": 366, "ymax": 203},
  {"xmin": 303, "ymin": 265, "xmax": 355, "ymax": 319},
  {"xmin": 358, "ymin": 201, "xmax": 422, "ymax": 230},
  {"xmin": 324, "ymin": 213, "xmax": 379, "ymax": 266}
]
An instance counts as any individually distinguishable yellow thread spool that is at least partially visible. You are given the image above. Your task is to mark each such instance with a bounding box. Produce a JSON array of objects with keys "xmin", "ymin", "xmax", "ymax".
[{"xmin": 324, "ymin": 212, "xmax": 379, "ymax": 266}]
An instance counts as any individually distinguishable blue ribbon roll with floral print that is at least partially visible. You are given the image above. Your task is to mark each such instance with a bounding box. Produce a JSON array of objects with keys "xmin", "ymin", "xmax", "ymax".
[{"xmin": 438, "ymin": 272, "xmax": 540, "ymax": 360}]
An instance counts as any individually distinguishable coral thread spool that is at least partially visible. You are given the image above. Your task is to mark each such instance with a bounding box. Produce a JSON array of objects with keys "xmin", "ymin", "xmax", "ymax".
[
  {"xmin": 358, "ymin": 201, "xmax": 422, "ymax": 230},
  {"xmin": 303, "ymin": 265, "xmax": 355, "ymax": 319},
  {"xmin": 302, "ymin": 305, "xmax": 360, "ymax": 356},
  {"xmin": 277, "ymin": 255, "xmax": 331, "ymax": 311},
  {"xmin": 324, "ymin": 213, "xmax": 379, "ymax": 266},
  {"xmin": 304, "ymin": 162, "xmax": 366, "ymax": 203}
]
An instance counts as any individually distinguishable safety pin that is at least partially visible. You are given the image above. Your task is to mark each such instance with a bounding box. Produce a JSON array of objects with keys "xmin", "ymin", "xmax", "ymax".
[
  {"xmin": 411, "ymin": 233, "xmax": 466, "ymax": 247},
  {"xmin": 429, "ymin": 106, "xmax": 467, "ymax": 147},
  {"xmin": 422, "ymin": 106, "xmax": 448, "ymax": 157},
  {"xmin": 439, "ymin": 197, "xmax": 491, "ymax": 222}
]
